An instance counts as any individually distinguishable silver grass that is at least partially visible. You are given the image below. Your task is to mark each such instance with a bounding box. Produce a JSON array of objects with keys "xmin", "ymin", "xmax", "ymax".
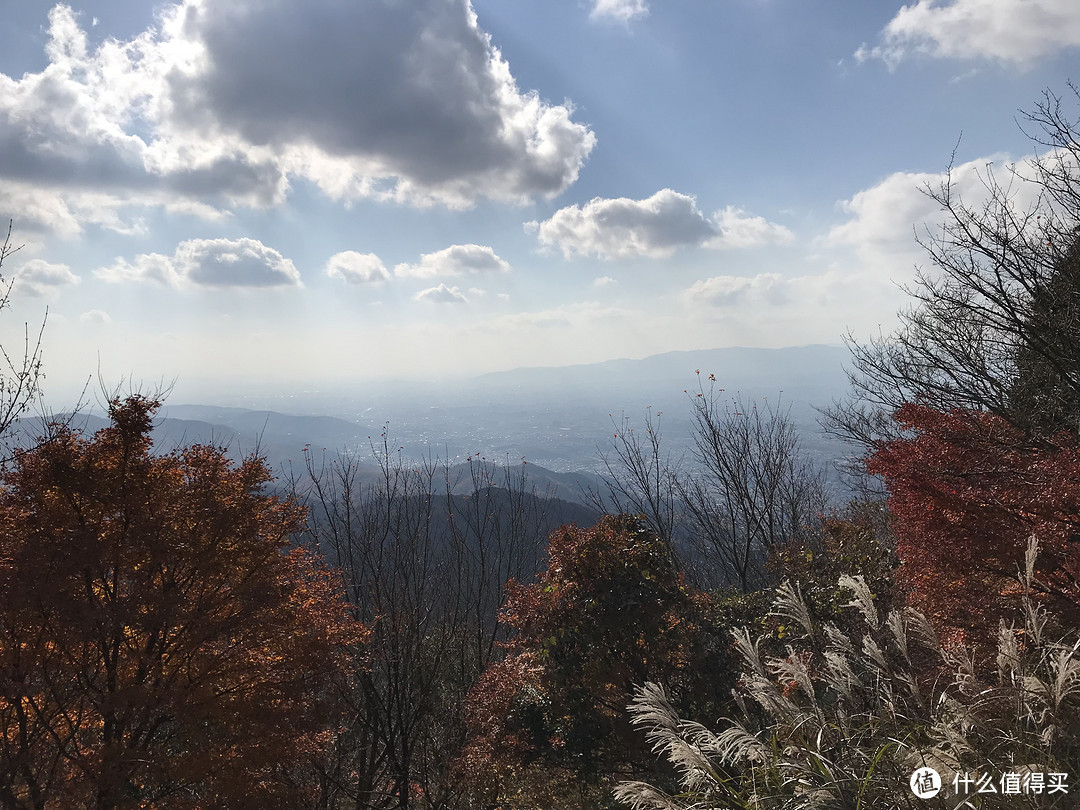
[
  {"xmin": 628, "ymin": 681, "xmax": 684, "ymax": 739},
  {"xmin": 1044, "ymin": 639, "xmax": 1080, "ymax": 713},
  {"xmin": 1023, "ymin": 534, "xmax": 1039, "ymax": 586},
  {"xmin": 821, "ymin": 649, "xmax": 858, "ymax": 702},
  {"xmin": 628, "ymin": 683, "xmax": 721, "ymax": 783},
  {"xmin": 901, "ymin": 607, "xmax": 939, "ymax": 656},
  {"xmin": 732, "ymin": 626, "xmax": 769, "ymax": 680},
  {"xmin": 1023, "ymin": 595, "xmax": 1049, "ymax": 649},
  {"xmin": 743, "ymin": 673, "xmax": 801, "ymax": 725},
  {"xmin": 768, "ymin": 648, "xmax": 820, "ymax": 720},
  {"xmin": 996, "ymin": 620, "xmax": 1022, "ymax": 683},
  {"xmin": 823, "ymin": 624, "xmax": 855, "ymax": 658},
  {"xmin": 838, "ymin": 574, "xmax": 877, "ymax": 627},
  {"xmin": 894, "ymin": 669, "xmax": 925, "ymax": 710},
  {"xmin": 710, "ymin": 720, "xmax": 769, "ymax": 765},
  {"xmin": 861, "ymin": 637, "xmax": 890, "ymax": 680},
  {"xmin": 942, "ymin": 643, "xmax": 977, "ymax": 696},
  {"xmin": 885, "ymin": 609, "xmax": 910, "ymax": 664},
  {"xmin": 617, "ymin": 543, "xmax": 1079, "ymax": 810},
  {"xmin": 1019, "ymin": 536, "xmax": 1048, "ymax": 647},
  {"xmin": 613, "ymin": 781, "xmax": 689, "ymax": 810},
  {"xmin": 770, "ymin": 579, "xmax": 816, "ymax": 638}
]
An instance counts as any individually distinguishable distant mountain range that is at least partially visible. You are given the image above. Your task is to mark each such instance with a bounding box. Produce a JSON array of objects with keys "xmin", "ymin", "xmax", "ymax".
[
  {"xmin": 14, "ymin": 345, "xmax": 858, "ymax": 502},
  {"xmin": 475, "ymin": 344, "xmax": 850, "ymax": 402}
]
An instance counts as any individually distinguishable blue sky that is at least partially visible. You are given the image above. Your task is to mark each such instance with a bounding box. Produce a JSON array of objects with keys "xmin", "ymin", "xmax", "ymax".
[{"xmin": 1, "ymin": 0, "xmax": 1078, "ymax": 404}]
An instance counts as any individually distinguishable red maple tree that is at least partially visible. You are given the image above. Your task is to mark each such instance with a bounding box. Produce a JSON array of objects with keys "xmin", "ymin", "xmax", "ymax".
[
  {"xmin": 0, "ymin": 396, "xmax": 365, "ymax": 809},
  {"xmin": 867, "ymin": 403, "xmax": 1080, "ymax": 643}
]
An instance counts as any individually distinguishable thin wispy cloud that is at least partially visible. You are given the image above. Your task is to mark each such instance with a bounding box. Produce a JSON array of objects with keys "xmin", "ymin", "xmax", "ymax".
[{"xmin": 590, "ymin": 0, "xmax": 649, "ymax": 23}]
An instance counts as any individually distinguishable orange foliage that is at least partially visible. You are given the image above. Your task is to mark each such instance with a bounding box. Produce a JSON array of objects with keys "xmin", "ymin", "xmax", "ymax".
[
  {"xmin": 0, "ymin": 396, "xmax": 365, "ymax": 809},
  {"xmin": 867, "ymin": 403, "xmax": 1080, "ymax": 644}
]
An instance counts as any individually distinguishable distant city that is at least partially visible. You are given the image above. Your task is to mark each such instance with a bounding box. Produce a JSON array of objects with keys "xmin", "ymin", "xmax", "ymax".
[{"xmin": 21, "ymin": 345, "xmax": 857, "ymax": 504}]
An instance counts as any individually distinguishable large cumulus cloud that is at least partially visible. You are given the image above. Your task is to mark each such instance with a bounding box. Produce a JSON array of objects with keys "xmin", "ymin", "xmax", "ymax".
[
  {"xmin": 0, "ymin": 1, "xmax": 596, "ymax": 236},
  {"xmin": 165, "ymin": 0, "xmax": 595, "ymax": 207}
]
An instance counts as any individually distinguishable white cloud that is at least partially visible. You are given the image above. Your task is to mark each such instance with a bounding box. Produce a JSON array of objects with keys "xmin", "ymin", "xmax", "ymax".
[
  {"xmin": 483, "ymin": 301, "xmax": 639, "ymax": 330},
  {"xmin": 593, "ymin": 275, "xmax": 617, "ymax": 287},
  {"xmin": 415, "ymin": 283, "xmax": 468, "ymax": 304},
  {"xmin": 685, "ymin": 273, "xmax": 787, "ymax": 307},
  {"xmin": 14, "ymin": 258, "xmax": 80, "ymax": 297},
  {"xmin": 160, "ymin": 0, "xmax": 595, "ymax": 208},
  {"xmin": 0, "ymin": 2, "xmax": 596, "ymax": 238},
  {"xmin": 590, "ymin": 0, "xmax": 649, "ymax": 22},
  {"xmin": 706, "ymin": 206, "xmax": 795, "ymax": 249},
  {"xmin": 325, "ymin": 251, "xmax": 390, "ymax": 284},
  {"xmin": 79, "ymin": 309, "xmax": 111, "ymax": 324},
  {"xmin": 97, "ymin": 237, "xmax": 301, "ymax": 288},
  {"xmin": 823, "ymin": 153, "xmax": 1038, "ymax": 285},
  {"xmin": 0, "ymin": 5, "xmax": 288, "ymax": 236},
  {"xmin": 395, "ymin": 244, "xmax": 511, "ymax": 278},
  {"xmin": 531, "ymin": 190, "xmax": 713, "ymax": 259},
  {"xmin": 530, "ymin": 189, "xmax": 790, "ymax": 259},
  {"xmin": 857, "ymin": 0, "xmax": 1080, "ymax": 67}
]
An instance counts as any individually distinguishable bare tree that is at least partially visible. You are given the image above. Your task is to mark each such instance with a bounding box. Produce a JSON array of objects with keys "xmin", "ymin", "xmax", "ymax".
[
  {"xmin": 0, "ymin": 221, "xmax": 46, "ymax": 457},
  {"xmin": 298, "ymin": 434, "xmax": 457, "ymax": 810},
  {"xmin": 594, "ymin": 379, "xmax": 828, "ymax": 592},
  {"xmin": 824, "ymin": 86, "xmax": 1080, "ymax": 455},
  {"xmin": 680, "ymin": 384, "xmax": 827, "ymax": 591},
  {"xmin": 443, "ymin": 457, "xmax": 553, "ymax": 672},
  {"xmin": 589, "ymin": 408, "xmax": 683, "ymax": 545},
  {"xmin": 294, "ymin": 434, "xmax": 555, "ymax": 810}
]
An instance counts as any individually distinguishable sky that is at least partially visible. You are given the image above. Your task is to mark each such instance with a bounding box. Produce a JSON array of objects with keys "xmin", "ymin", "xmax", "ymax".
[{"xmin": 1, "ymin": 0, "xmax": 1079, "ymax": 406}]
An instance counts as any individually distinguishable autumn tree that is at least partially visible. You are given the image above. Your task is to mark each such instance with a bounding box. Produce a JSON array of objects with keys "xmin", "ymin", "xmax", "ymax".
[
  {"xmin": 0, "ymin": 395, "xmax": 362, "ymax": 809},
  {"xmin": 460, "ymin": 515, "xmax": 730, "ymax": 810},
  {"xmin": 866, "ymin": 402, "xmax": 1080, "ymax": 645}
]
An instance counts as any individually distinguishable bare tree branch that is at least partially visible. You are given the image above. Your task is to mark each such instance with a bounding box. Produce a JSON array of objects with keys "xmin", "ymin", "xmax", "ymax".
[{"xmin": 823, "ymin": 86, "xmax": 1080, "ymax": 460}]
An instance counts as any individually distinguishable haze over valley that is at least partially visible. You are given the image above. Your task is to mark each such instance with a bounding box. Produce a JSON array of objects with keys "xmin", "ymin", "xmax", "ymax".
[{"xmin": 23, "ymin": 345, "xmax": 854, "ymax": 504}]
